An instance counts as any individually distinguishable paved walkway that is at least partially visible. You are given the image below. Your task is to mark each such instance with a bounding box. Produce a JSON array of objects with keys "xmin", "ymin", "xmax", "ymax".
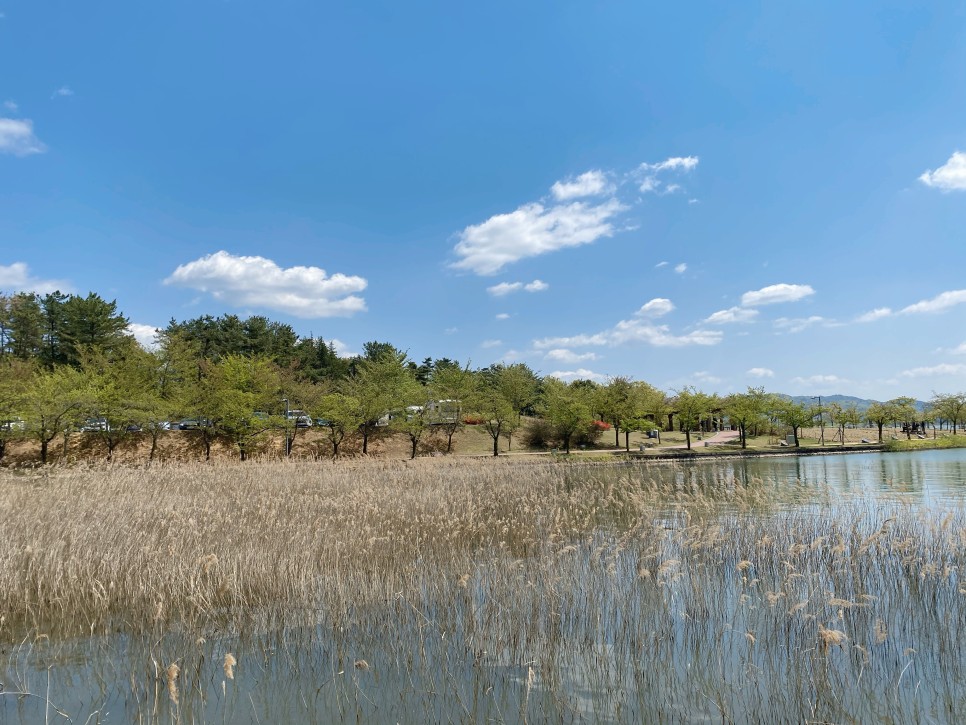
[{"xmin": 663, "ymin": 428, "xmax": 741, "ymax": 449}]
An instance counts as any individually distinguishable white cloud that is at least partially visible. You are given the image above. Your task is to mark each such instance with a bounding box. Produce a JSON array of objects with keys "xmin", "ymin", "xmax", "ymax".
[
  {"xmin": 692, "ymin": 371, "xmax": 721, "ymax": 384},
  {"xmin": 919, "ymin": 151, "xmax": 966, "ymax": 191},
  {"xmin": 855, "ymin": 307, "xmax": 892, "ymax": 323},
  {"xmin": 534, "ymin": 311, "xmax": 722, "ymax": 349},
  {"xmin": 704, "ymin": 306, "xmax": 759, "ymax": 324},
  {"xmin": 790, "ymin": 374, "xmax": 848, "ymax": 386},
  {"xmin": 548, "ymin": 368, "xmax": 607, "ymax": 383},
  {"xmin": 3, "ymin": 100, "xmax": 17, "ymax": 111},
  {"xmin": 747, "ymin": 367, "xmax": 775, "ymax": 378},
  {"xmin": 481, "ymin": 339, "xmax": 502, "ymax": 348},
  {"xmin": 444, "ymin": 327, "xmax": 458, "ymax": 335},
  {"xmin": 486, "ymin": 279, "xmax": 549, "ymax": 296},
  {"xmin": 533, "ymin": 333, "xmax": 610, "ymax": 349},
  {"xmin": 329, "ymin": 339, "xmax": 356, "ymax": 358},
  {"xmin": 495, "ymin": 313, "xmax": 510, "ymax": 320},
  {"xmin": 636, "ymin": 298, "xmax": 674, "ymax": 318},
  {"xmin": 128, "ymin": 323, "xmax": 160, "ymax": 350},
  {"xmin": 635, "ymin": 156, "xmax": 700, "ymax": 194},
  {"xmin": 164, "ymin": 250, "xmax": 367, "ymax": 318},
  {"xmin": 900, "ymin": 289, "xmax": 966, "ymax": 315},
  {"xmin": 674, "ymin": 263, "xmax": 687, "ymax": 274},
  {"xmin": 551, "ymin": 170, "xmax": 613, "ymax": 201},
  {"xmin": 900, "ymin": 363, "xmax": 966, "ymax": 378},
  {"xmin": 951, "ymin": 342, "xmax": 966, "ymax": 355},
  {"xmin": 655, "ymin": 261, "xmax": 668, "ymax": 268},
  {"xmin": 774, "ymin": 316, "xmax": 827, "ymax": 333},
  {"xmin": 741, "ymin": 283, "xmax": 815, "ymax": 307},
  {"xmin": 452, "ymin": 198, "xmax": 625, "ymax": 275},
  {"xmin": 0, "ymin": 262, "xmax": 71, "ymax": 294},
  {"xmin": 0, "ymin": 118, "xmax": 47, "ymax": 156},
  {"xmin": 51, "ymin": 86, "xmax": 74, "ymax": 99},
  {"xmin": 544, "ymin": 348, "xmax": 599, "ymax": 364}
]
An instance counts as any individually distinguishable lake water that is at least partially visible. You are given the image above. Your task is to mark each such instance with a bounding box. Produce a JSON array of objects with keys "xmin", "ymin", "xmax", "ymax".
[{"xmin": 4, "ymin": 449, "xmax": 966, "ymax": 724}]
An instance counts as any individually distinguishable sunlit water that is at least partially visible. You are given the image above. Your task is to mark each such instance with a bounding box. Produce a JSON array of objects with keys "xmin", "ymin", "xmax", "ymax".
[{"xmin": 4, "ymin": 449, "xmax": 966, "ymax": 724}]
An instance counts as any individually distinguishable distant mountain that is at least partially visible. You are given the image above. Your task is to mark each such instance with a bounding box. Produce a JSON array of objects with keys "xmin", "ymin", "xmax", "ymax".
[{"xmin": 783, "ymin": 394, "xmax": 928, "ymax": 413}]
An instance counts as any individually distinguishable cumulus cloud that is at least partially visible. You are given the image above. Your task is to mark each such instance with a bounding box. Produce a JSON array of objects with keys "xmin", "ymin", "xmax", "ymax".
[
  {"xmin": 747, "ymin": 367, "xmax": 775, "ymax": 378},
  {"xmin": 855, "ymin": 307, "xmax": 892, "ymax": 323},
  {"xmin": 164, "ymin": 251, "xmax": 367, "ymax": 318},
  {"xmin": 900, "ymin": 363, "xmax": 966, "ymax": 378},
  {"xmin": 548, "ymin": 368, "xmax": 607, "ymax": 383},
  {"xmin": 0, "ymin": 262, "xmax": 71, "ymax": 294},
  {"xmin": 481, "ymin": 339, "xmax": 503, "ymax": 348},
  {"xmin": 636, "ymin": 298, "xmax": 674, "ymax": 318},
  {"xmin": 704, "ymin": 306, "xmax": 759, "ymax": 324},
  {"xmin": 495, "ymin": 313, "xmax": 510, "ymax": 320},
  {"xmin": 451, "ymin": 199, "xmax": 625, "ymax": 275},
  {"xmin": 486, "ymin": 279, "xmax": 549, "ymax": 296},
  {"xmin": 919, "ymin": 151, "xmax": 966, "ymax": 191},
  {"xmin": 329, "ymin": 339, "xmax": 356, "ymax": 357},
  {"xmin": 0, "ymin": 118, "xmax": 47, "ymax": 156},
  {"xmin": 551, "ymin": 170, "xmax": 613, "ymax": 201},
  {"xmin": 741, "ymin": 283, "xmax": 815, "ymax": 307},
  {"xmin": 543, "ymin": 348, "xmax": 599, "ymax": 364},
  {"xmin": 674, "ymin": 263, "xmax": 687, "ymax": 274},
  {"xmin": 692, "ymin": 371, "xmax": 722, "ymax": 384},
  {"xmin": 128, "ymin": 323, "xmax": 160, "ymax": 350},
  {"xmin": 900, "ymin": 289, "xmax": 966, "ymax": 315}
]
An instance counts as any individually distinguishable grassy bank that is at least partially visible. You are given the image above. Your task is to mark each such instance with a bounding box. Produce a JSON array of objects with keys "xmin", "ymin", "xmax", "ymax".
[
  {"xmin": 883, "ymin": 434, "xmax": 966, "ymax": 452},
  {"xmin": 4, "ymin": 459, "xmax": 966, "ymax": 722}
]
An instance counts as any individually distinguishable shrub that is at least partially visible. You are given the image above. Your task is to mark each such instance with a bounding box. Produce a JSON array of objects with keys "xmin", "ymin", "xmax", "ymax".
[{"xmin": 522, "ymin": 418, "xmax": 557, "ymax": 449}]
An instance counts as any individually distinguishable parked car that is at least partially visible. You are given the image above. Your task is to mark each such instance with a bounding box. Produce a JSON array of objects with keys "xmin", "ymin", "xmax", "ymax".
[
  {"xmin": 286, "ymin": 410, "xmax": 313, "ymax": 427},
  {"xmin": 81, "ymin": 417, "xmax": 110, "ymax": 432},
  {"xmin": 0, "ymin": 417, "xmax": 25, "ymax": 432},
  {"xmin": 178, "ymin": 418, "xmax": 211, "ymax": 430}
]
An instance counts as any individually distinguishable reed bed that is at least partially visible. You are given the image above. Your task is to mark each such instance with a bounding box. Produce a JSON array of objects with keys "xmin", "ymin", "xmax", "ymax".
[{"xmin": 2, "ymin": 458, "xmax": 966, "ymax": 723}]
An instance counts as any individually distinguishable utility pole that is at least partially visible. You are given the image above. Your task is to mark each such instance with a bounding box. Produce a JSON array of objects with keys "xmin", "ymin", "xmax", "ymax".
[{"xmin": 812, "ymin": 395, "xmax": 824, "ymax": 446}]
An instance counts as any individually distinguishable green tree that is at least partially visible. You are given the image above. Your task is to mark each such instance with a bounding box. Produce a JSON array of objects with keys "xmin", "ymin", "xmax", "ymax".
[
  {"xmin": 204, "ymin": 355, "xmax": 281, "ymax": 461},
  {"xmin": 428, "ymin": 362, "xmax": 477, "ymax": 453},
  {"xmin": 540, "ymin": 378, "xmax": 593, "ymax": 454},
  {"xmin": 314, "ymin": 392, "xmax": 362, "ymax": 458},
  {"xmin": 724, "ymin": 386, "xmax": 769, "ymax": 449},
  {"xmin": 673, "ymin": 387, "xmax": 712, "ymax": 450},
  {"xmin": 930, "ymin": 392, "xmax": 966, "ymax": 435},
  {"xmin": 773, "ymin": 398, "xmax": 813, "ymax": 447},
  {"xmin": 0, "ymin": 358, "xmax": 31, "ymax": 460},
  {"xmin": 61, "ymin": 293, "xmax": 130, "ymax": 367},
  {"xmin": 342, "ymin": 349, "xmax": 414, "ymax": 455},
  {"xmin": 596, "ymin": 376, "xmax": 639, "ymax": 450},
  {"xmin": 866, "ymin": 402, "xmax": 890, "ymax": 443},
  {"xmin": 22, "ymin": 365, "xmax": 88, "ymax": 463},
  {"xmin": 887, "ymin": 396, "xmax": 919, "ymax": 439},
  {"xmin": 6, "ymin": 293, "xmax": 44, "ymax": 360}
]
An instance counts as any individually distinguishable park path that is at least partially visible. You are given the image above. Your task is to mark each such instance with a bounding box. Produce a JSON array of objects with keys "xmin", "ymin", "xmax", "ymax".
[{"xmin": 663, "ymin": 428, "xmax": 741, "ymax": 449}]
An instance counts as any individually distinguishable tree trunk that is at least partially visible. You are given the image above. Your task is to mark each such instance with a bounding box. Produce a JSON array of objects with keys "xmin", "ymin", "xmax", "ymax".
[
  {"xmin": 41, "ymin": 438, "xmax": 49, "ymax": 464},
  {"xmin": 614, "ymin": 426, "xmax": 620, "ymax": 448},
  {"xmin": 563, "ymin": 433, "xmax": 571, "ymax": 453},
  {"xmin": 362, "ymin": 428, "xmax": 369, "ymax": 455},
  {"xmin": 410, "ymin": 437, "xmax": 417, "ymax": 459},
  {"xmin": 446, "ymin": 430, "xmax": 454, "ymax": 452},
  {"xmin": 149, "ymin": 434, "xmax": 159, "ymax": 461},
  {"xmin": 740, "ymin": 424, "xmax": 747, "ymax": 449},
  {"xmin": 624, "ymin": 430, "xmax": 630, "ymax": 452},
  {"xmin": 876, "ymin": 422, "xmax": 884, "ymax": 442},
  {"xmin": 685, "ymin": 429, "xmax": 691, "ymax": 450}
]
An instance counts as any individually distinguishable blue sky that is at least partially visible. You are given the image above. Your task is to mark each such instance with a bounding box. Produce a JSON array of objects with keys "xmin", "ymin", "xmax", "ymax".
[{"xmin": 1, "ymin": 1, "xmax": 965, "ymax": 400}]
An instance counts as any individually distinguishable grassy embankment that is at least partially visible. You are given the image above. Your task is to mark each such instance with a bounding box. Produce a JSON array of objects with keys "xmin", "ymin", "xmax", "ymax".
[
  {"xmin": 883, "ymin": 434, "xmax": 966, "ymax": 452},
  {"xmin": 3, "ymin": 459, "xmax": 966, "ymax": 722}
]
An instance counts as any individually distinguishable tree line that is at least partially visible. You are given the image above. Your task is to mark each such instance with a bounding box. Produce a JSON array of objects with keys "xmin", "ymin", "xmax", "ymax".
[{"xmin": 1, "ymin": 290, "xmax": 964, "ymax": 463}]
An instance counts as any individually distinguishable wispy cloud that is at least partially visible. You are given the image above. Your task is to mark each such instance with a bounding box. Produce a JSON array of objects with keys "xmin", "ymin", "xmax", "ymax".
[
  {"xmin": 486, "ymin": 279, "xmax": 549, "ymax": 296},
  {"xmin": 547, "ymin": 368, "xmax": 607, "ymax": 383},
  {"xmin": 481, "ymin": 339, "xmax": 502, "ymax": 348},
  {"xmin": 790, "ymin": 374, "xmax": 848, "ymax": 386},
  {"xmin": 0, "ymin": 262, "xmax": 71, "ymax": 294},
  {"xmin": 3, "ymin": 100, "xmax": 17, "ymax": 112},
  {"xmin": 534, "ymin": 306, "xmax": 722, "ymax": 351},
  {"xmin": 919, "ymin": 151, "xmax": 966, "ymax": 192},
  {"xmin": 164, "ymin": 250, "xmax": 367, "ymax": 318},
  {"xmin": 692, "ymin": 370, "xmax": 722, "ymax": 384},
  {"xmin": 704, "ymin": 306, "xmax": 759, "ymax": 324},
  {"xmin": 51, "ymin": 86, "xmax": 74, "ymax": 99},
  {"xmin": 633, "ymin": 156, "xmax": 699, "ymax": 195},
  {"xmin": 855, "ymin": 307, "xmax": 892, "ymax": 323},
  {"xmin": 495, "ymin": 313, "xmax": 510, "ymax": 320},
  {"xmin": 900, "ymin": 363, "xmax": 966, "ymax": 378},
  {"xmin": 674, "ymin": 263, "xmax": 687, "ymax": 274},
  {"xmin": 551, "ymin": 170, "xmax": 614, "ymax": 201},
  {"xmin": 636, "ymin": 298, "xmax": 674, "ymax": 318},
  {"xmin": 655, "ymin": 261, "xmax": 668, "ymax": 268},
  {"xmin": 0, "ymin": 118, "xmax": 47, "ymax": 156},
  {"xmin": 747, "ymin": 367, "xmax": 775, "ymax": 378},
  {"xmin": 543, "ymin": 348, "xmax": 599, "ymax": 364},
  {"xmin": 741, "ymin": 283, "xmax": 815, "ymax": 307},
  {"xmin": 774, "ymin": 316, "xmax": 828, "ymax": 333},
  {"xmin": 900, "ymin": 289, "xmax": 966, "ymax": 315}
]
